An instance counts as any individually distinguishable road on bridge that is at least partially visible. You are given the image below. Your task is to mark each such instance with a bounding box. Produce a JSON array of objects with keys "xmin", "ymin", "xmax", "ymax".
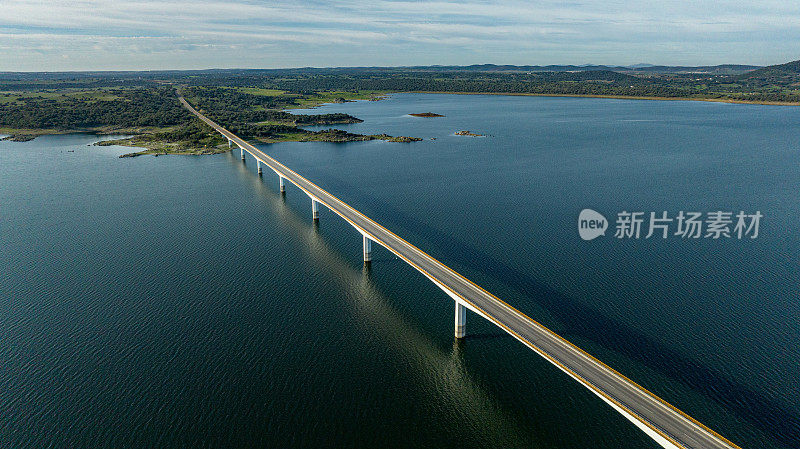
[{"xmin": 179, "ymin": 95, "xmax": 741, "ymax": 449}]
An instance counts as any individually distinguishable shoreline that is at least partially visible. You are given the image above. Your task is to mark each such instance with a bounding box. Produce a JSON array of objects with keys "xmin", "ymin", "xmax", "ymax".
[
  {"xmin": 280, "ymin": 91, "xmax": 391, "ymax": 111},
  {"xmin": 94, "ymin": 137, "xmax": 229, "ymax": 158},
  {"xmin": 1, "ymin": 123, "xmax": 420, "ymax": 154},
  {"xmin": 0, "ymin": 126, "xmax": 173, "ymax": 140},
  {"xmin": 4, "ymin": 89, "xmax": 793, "ymax": 150},
  {"xmin": 408, "ymin": 91, "xmax": 800, "ymax": 106}
]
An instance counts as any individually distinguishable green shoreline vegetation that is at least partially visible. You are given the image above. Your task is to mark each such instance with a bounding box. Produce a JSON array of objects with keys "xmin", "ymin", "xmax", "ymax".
[
  {"xmin": 1, "ymin": 59, "xmax": 798, "ymax": 155},
  {"xmin": 0, "ymin": 87, "xmax": 418, "ymax": 155}
]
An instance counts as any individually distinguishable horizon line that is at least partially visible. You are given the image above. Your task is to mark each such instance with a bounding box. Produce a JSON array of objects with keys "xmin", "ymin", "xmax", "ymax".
[{"xmin": 0, "ymin": 61, "xmax": 773, "ymax": 75}]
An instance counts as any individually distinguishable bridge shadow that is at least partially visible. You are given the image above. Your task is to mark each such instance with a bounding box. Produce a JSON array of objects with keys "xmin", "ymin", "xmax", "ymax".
[
  {"xmin": 243, "ymin": 173, "xmax": 537, "ymax": 449},
  {"xmin": 321, "ymin": 176, "xmax": 799, "ymax": 448},
  {"xmin": 461, "ymin": 332, "xmax": 511, "ymax": 342}
]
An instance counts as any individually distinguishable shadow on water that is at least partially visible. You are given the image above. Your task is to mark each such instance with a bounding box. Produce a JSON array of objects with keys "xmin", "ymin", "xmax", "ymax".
[
  {"xmin": 318, "ymin": 175, "xmax": 800, "ymax": 448},
  {"xmin": 461, "ymin": 332, "xmax": 511, "ymax": 341},
  {"xmin": 229, "ymin": 158, "xmax": 540, "ymax": 448}
]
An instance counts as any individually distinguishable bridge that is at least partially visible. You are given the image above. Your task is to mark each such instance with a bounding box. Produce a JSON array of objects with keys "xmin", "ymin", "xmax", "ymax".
[{"xmin": 179, "ymin": 96, "xmax": 741, "ymax": 449}]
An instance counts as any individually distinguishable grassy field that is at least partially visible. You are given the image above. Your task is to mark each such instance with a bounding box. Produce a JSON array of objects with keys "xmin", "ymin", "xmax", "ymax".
[
  {"xmin": 237, "ymin": 87, "xmax": 287, "ymax": 96},
  {"xmin": 289, "ymin": 90, "xmax": 390, "ymax": 108},
  {"xmin": 95, "ymin": 136, "xmax": 229, "ymax": 157}
]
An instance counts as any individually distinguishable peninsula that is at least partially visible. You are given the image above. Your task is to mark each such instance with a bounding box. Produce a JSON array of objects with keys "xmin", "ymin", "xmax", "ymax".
[{"xmin": 0, "ymin": 86, "xmax": 419, "ymax": 155}]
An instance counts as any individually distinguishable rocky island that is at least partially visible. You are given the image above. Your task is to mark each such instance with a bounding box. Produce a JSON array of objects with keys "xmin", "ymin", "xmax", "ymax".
[
  {"xmin": 454, "ymin": 130, "xmax": 485, "ymax": 137},
  {"xmin": 409, "ymin": 112, "xmax": 445, "ymax": 117},
  {"xmin": 1, "ymin": 134, "xmax": 38, "ymax": 142}
]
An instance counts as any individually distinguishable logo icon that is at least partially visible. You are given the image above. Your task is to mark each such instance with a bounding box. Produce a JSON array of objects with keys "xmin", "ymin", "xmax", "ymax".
[{"xmin": 578, "ymin": 209, "xmax": 608, "ymax": 240}]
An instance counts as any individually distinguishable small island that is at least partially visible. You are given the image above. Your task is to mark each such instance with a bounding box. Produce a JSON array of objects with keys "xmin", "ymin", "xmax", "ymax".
[
  {"xmin": 409, "ymin": 112, "xmax": 445, "ymax": 117},
  {"xmin": 1, "ymin": 134, "xmax": 38, "ymax": 142},
  {"xmin": 454, "ymin": 130, "xmax": 485, "ymax": 137}
]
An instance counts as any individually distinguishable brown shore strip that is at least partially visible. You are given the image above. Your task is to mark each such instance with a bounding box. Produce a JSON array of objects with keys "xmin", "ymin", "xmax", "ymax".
[{"xmin": 410, "ymin": 91, "xmax": 800, "ymax": 106}]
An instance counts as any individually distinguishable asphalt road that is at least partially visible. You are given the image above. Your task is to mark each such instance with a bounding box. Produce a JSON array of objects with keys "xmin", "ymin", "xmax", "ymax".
[{"xmin": 180, "ymin": 96, "xmax": 741, "ymax": 449}]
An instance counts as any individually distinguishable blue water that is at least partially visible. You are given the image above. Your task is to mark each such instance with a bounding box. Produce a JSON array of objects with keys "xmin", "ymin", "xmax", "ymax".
[{"xmin": 2, "ymin": 93, "xmax": 798, "ymax": 448}]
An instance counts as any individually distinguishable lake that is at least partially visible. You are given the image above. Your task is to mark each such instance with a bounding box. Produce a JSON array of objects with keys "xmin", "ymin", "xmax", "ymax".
[{"xmin": 2, "ymin": 93, "xmax": 798, "ymax": 448}]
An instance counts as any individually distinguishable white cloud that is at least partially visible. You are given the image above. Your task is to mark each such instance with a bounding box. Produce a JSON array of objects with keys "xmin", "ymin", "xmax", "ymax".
[{"xmin": 1, "ymin": 0, "xmax": 799, "ymax": 70}]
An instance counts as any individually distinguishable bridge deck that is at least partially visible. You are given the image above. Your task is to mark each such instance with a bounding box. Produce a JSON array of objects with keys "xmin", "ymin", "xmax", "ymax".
[{"xmin": 179, "ymin": 96, "xmax": 740, "ymax": 449}]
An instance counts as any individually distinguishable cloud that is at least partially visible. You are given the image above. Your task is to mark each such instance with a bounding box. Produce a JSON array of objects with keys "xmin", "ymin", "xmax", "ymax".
[{"xmin": 1, "ymin": 0, "xmax": 799, "ymax": 70}]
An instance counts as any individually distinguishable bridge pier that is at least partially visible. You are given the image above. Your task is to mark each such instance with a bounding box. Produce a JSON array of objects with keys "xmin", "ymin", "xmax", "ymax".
[
  {"xmin": 455, "ymin": 302, "xmax": 466, "ymax": 339},
  {"xmin": 312, "ymin": 199, "xmax": 319, "ymax": 221},
  {"xmin": 227, "ymin": 138, "xmax": 232, "ymax": 148},
  {"xmin": 363, "ymin": 235, "xmax": 372, "ymax": 262},
  {"xmin": 279, "ymin": 176, "xmax": 285, "ymax": 193},
  {"xmin": 240, "ymin": 147, "xmax": 245, "ymax": 161},
  {"xmin": 257, "ymin": 160, "xmax": 262, "ymax": 175}
]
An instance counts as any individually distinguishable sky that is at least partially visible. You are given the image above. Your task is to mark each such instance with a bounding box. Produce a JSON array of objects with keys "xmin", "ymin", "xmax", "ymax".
[{"xmin": 1, "ymin": 0, "xmax": 799, "ymax": 71}]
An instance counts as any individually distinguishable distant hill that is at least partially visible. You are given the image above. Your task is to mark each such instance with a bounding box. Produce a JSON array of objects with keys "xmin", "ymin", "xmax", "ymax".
[
  {"xmin": 406, "ymin": 64, "xmax": 629, "ymax": 72},
  {"xmin": 738, "ymin": 59, "xmax": 800, "ymax": 81},
  {"xmin": 534, "ymin": 70, "xmax": 639, "ymax": 83},
  {"xmin": 0, "ymin": 63, "xmax": 764, "ymax": 79},
  {"xmin": 628, "ymin": 64, "xmax": 760, "ymax": 75},
  {"xmin": 314, "ymin": 63, "xmax": 759, "ymax": 75}
]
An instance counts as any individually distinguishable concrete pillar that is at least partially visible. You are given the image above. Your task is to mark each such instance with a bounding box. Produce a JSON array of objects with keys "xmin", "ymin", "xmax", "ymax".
[
  {"xmin": 279, "ymin": 176, "xmax": 285, "ymax": 193},
  {"xmin": 240, "ymin": 147, "xmax": 245, "ymax": 161},
  {"xmin": 455, "ymin": 302, "xmax": 466, "ymax": 339},
  {"xmin": 312, "ymin": 199, "xmax": 319, "ymax": 221},
  {"xmin": 363, "ymin": 235, "xmax": 372, "ymax": 262},
  {"xmin": 257, "ymin": 160, "xmax": 262, "ymax": 175},
  {"xmin": 228, "ymin": 138, "xmax": 232, "ymax": 148}
]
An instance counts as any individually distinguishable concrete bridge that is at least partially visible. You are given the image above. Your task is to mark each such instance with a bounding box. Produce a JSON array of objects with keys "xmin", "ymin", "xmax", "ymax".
[{"xmin": 179, "ymin": 96, "xmax": 741, "ymax": 449}]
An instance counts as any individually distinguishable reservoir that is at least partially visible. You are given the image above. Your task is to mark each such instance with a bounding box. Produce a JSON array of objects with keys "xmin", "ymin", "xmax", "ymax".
[{"xmin": 2, "ymin": 93, "xmax": 798, "ymax": 448}]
